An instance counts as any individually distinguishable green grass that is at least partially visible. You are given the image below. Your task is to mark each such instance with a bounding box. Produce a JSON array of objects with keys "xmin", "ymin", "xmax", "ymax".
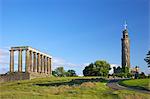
[
  {"xmin": 0, "ymin": 77, "xmax": 150, "ymax": 99},
  {"xmin": 119, "ymin": 78, "xmax": 150, "ymax": 91}
]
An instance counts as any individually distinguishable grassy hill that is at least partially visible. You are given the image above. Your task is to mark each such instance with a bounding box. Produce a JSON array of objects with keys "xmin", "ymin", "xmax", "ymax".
[
  {"xmin": 119, "ymin": 78, "xmax": 150, "ymax": 91},
  {"xmin": 0, "ymin": 77, "xmax": 150, "ymax": 99}
]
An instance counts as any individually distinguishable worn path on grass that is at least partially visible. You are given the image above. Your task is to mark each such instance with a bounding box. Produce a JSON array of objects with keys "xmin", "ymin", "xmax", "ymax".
[{"xmin": 106, "ymin": 79, "xmax": 150, "ymax": 94}]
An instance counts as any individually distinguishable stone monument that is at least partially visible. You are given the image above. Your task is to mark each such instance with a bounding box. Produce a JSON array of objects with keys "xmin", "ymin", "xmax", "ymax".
[
  {"xmin": 121, "ymin": 21, "xmax": 130, "ymax": 71},
  {"xmin": 0, "ymin": 46, "xmax": 52, "ymax": 82}
]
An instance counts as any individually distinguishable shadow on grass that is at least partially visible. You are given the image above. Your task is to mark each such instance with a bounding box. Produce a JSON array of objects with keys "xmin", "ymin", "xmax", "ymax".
[{"xmin": 35, "ymin": 78, "xmax": 107, "ymax": 87}]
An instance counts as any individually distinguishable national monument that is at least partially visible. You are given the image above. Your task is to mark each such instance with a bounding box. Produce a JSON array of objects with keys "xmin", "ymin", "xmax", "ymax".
[
  {"xmin": 121, "ymin": 22, "xmax": 130, "ymax": 71},
  {"xmin": 0, "ymin": 46, "xmax": 52, "ymax": 82}
]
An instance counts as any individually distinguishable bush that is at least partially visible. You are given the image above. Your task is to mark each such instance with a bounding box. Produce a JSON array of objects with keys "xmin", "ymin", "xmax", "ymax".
[{"xmin": 83, "ymin": 60, "xmax": 110, "ymax": 77}]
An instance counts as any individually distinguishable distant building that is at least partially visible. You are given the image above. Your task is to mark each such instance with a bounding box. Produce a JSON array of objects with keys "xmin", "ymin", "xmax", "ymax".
[
  {"xmin": 131, "ymin": 66, "xmax": 140, "ymax": 79},
  {"xmin": 131, "ymin": 66, "xmax": 140, "ymax": 73},
  {"xmin": 121, "ymin": 21, "xmax": 130, "ymax": 72},
  {"xmin": 109, "ymin": 64, "xmax": 119, "ymax": 74}
]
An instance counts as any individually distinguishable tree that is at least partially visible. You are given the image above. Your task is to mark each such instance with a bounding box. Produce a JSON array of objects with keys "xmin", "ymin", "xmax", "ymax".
[
  {"xmin": 124, "ymin": 67, "xmax": 129, "ymax": 74},
  {"xmin": 144, "ymin": 50, "xmax": 150, "ymax": 68},
  {"xmin": 52, "ymin": 67, "xmax": 77, "ymax": 77},
  {"xmin": 54, "ymin": 67, "xmax": 66, "ymax": 77},
  {"xmin": 83, "ymin": 60, "xmax": 110, "ymax": 77},
  {"xmin": 83, "ymin": 63, "xmax": 95, "ymax": 76},
  {"xmin": 95, "ymin": 60, "xmax": 111, "ymax": 76},
  {"xmin": 127, "ymin": 72, "xmax": 133, "ymax": 78},
  {"xmin": 113, "ymin": 67, "xmax": 116, "ymax": 73},
  {"xmin": 113, "ymin": 66, "xmax": 129, "ymax": 78},
  {"xmin": 66, "ymin": 70, "xmax": 77, "ymax": 77},
  {"xmin": 139, "ymin": 72, "xmax": 146, "ymax": 79},
  {"xmin": 115, "ymin": 66, "xmax": 122, "ymax": 73},
  {"xmin": 52, "ymin": 71, "xmax": 58, "ymax": 77}
]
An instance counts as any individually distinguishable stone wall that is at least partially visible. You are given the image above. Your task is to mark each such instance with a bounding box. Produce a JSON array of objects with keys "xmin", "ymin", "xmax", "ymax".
[
  {"xmin": 29, "ymin": 72, "xmax": 50, "ymax": 79},
  {"xmin": 0, "ymin": 72, "xmax": 50, "ymax": 83},
  {"xmin": 0, "ymin": 72, "xmax": 29, "ymax": 83}
]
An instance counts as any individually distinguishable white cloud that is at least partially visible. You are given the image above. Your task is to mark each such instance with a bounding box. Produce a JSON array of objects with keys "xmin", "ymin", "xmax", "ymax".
[
  {"xmin": 0, "ymin": 49, "xmax": 9, "ymax": 57},
  {"xmin": 0, "ymin": 49, "xmax": 121, "ymax": 76},
  {"xmin": 52, "ymin": 57, "xmax": 90, "ymax": 75},
  {"xmin": 52, "ymin": 57, "xmax": 79, "ymax": 69},
  {"xmin": 109, "ymin": 64, "xmax": 120, "ymax": 74},
  {"xmin": 1, "ymin": 47, "xmax": 115, "ymax": 76},
  {"xmin": 0, "ymin": 47, "xmax": 82, "ymax": 74},
  {"xmin": 83, "ymin": 63, "xmax": 90, "ymax": 66},
  {"xmin": 0, "ymin": 48, "xmax": 10, "ymax": 74}
]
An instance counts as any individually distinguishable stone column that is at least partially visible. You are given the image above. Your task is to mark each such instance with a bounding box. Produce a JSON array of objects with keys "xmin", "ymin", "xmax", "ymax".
[
  {"xmin": 47, "ymin": 57, "xmax": 50, "ymax": 74},
  {"xmin": 44, "ymin": 56, "xmax": 47, "ymax": 73},
  {"xmin": 18, "ymin": 49, "xmax": 23, "ymax": 72},
  {"xmin": 33, "ymin": 52, "xmax": 37, "ymax": 72},
  {"xmin": 37, "ymin": 53, "xmax": 41, "ymax": 73},
  {"xmin": 41, "ymin": 55, "xmax": 45, "ymax": 73},
  {"xmin": 49, "ymin": 58, "xmax": 52, "ymax": 75},
  {"xmin": 10, "ymin": 50, "xmax": 14, "ymax": 72},
  {"xmin": 25, "ymin": 49, "xmax": 30, "ymax": 73},
  {"xmin": 40, "ymin": 54, "xmax": 43, "ymax": 73},
  {"xmin": 29, "ymin": 51, "xmax": 33, "ymax": 72}
]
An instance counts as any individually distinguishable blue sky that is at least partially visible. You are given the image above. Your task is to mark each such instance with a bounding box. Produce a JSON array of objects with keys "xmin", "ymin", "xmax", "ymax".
[{"xmin": 0, "ymin": 0, "xmax": 149, "ymax": 75}]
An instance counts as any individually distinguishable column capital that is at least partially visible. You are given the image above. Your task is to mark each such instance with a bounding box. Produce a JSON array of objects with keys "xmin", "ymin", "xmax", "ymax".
[
  {"xmin": 18, "ymin": 49, "xmax": 23, "ymax": 51},
  {"xmin": 37, "ymin": 53, "xmax": 40, "ymax": 55},
  {"xmin": 33, "ymin": 51, "xmax": 36, "ymax": 54},
  {"xmin": 9, "ymin": 49, "xmax": 15, "ymax": 52},
  {"xmin": 25, "ymin": 48, "xmax": 30, "ymax": 51}
]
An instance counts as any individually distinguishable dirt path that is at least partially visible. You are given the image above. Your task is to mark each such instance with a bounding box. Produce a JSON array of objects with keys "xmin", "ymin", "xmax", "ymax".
[{"xmin": 106, "ymin": 79, "xmax": 150, "ymax": 94}]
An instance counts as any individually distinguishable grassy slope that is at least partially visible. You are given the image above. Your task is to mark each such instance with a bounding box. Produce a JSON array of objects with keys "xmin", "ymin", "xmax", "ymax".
[
  {"xmin": 0, "ymin": 77, "xmax": 150, "ymax": 99},
  {"xmin": 119, "ymin": 78, "xmax": 150, "ymax": 90}
]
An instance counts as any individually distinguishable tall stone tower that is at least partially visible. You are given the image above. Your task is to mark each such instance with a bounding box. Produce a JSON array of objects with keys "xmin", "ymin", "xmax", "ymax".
[{"xmin": 121, "ymin": 22, "xmax": 130, "ymax": 71}]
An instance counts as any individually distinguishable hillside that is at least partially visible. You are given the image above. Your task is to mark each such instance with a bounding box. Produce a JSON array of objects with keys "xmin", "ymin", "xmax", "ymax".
[
  {"xmin": 119, "ymin": 78, "xmax": 150, "ymax": 91},
  {"xmin": 0, "ymin": 77, "xmax": 149, "ymax": 99}
]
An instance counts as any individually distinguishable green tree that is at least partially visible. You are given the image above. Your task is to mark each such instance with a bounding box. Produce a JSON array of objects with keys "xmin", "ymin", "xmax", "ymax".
[
  {"xmin": 115, "ymin": 66, "xmax": 122, "ymax": 73},
  {"xmin": 52, "ymin": 71, "xmax": 57, "ymax": 77},
  {"xmin": 124, "ymin": 67, "xmax": 129, "ymax": 73},
  {"xmin": 122, "ymin": 66, "xmax": 129, "ymax": 73},
  {"xmin": 113, "ymin": 66, "xmax": 129, "ymax": 78},
  {"xmin": 66, "ymin": 70, "xmax": 77, "ymax": 77},
  {"xmin": 127, "ymin": 72, "xmax": 133, "ymax": 78},
  {"xmin": 94, "ymin": 60, "xmax": 111, "ymax": 76},
  {"xmin": 54, "ymin": 67, "xmax": 66, "ymax": 77},
  {"xmin": 139, "ymin": 72, "xmax": 146, "ymax": 79},
  {"xmin": 83, "ymin": 63, "xmax": 95, "ymax": 76},
  {"xmin": 83, "ymin": 60, "xmax": 110, "ymax": 77},
  {"xmin": 144, "ymin": 50, "xmax": 150, "ymax": 68}
]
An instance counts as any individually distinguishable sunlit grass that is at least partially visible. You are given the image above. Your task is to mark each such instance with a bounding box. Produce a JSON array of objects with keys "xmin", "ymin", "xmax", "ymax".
[
  {"xmin": 119, "ymin": 78, "xmax": 150, "ymax": 90},
  {"xmin": 0, "ymin": 77, "xmax": 150, "ymax": 99}
]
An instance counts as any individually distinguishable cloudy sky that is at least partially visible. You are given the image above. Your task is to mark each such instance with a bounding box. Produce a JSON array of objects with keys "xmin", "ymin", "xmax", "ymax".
[{"xmin": 0, "ymin": 0, "xmax": 149, "ymax": 75}]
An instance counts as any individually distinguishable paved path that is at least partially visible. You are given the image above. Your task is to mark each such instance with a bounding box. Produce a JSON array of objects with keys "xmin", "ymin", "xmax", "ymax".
[{"xmin": 106, "ymin": 79, "xmax": 150, "ymax": 94}]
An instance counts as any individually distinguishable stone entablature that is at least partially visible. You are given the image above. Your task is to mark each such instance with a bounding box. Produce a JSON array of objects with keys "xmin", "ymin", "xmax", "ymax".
[
  {"xmin": 11, "ymin": 46, "xmax": 52, "ymax": 58},
  {"xmin": 9, "ymin": 46, "xmax": 52, "ymax": 75}
]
